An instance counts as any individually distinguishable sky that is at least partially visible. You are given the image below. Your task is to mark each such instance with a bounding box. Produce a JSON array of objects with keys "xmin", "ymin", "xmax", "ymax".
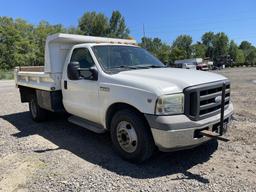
[{"xmin": 1, "ymin": 0, "xmax": 256, "ymax": 45}]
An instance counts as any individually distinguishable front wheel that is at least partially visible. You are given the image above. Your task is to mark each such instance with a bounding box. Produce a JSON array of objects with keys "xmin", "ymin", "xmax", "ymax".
[
  {"xmin": 29, "ymin": 95, "xmax": 47, "ymax": 122},
  {"xmin": 110, "ymin": 109, "xmax": 155, "ymax": 163}
]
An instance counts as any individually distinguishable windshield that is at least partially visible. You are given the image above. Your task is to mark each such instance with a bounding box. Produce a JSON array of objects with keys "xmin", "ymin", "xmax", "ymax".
[{"xmin": 92, "ymin": 45, "xmax": 165, "ymax": 72}]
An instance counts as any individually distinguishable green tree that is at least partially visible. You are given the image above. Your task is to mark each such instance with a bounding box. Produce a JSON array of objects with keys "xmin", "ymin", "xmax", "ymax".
[
  {"xmin": 109, "ymin": 11, "xmax": 129, "ymax": 38},
  {"xmin": 239, "ymin": 41, "xmax": 256, "ymax": 66},
  {"xmin": 172, "ymin": 35, "xmax": 192, "ymax": 58},
  {"xmin": 191, "ymin": 43, "xmax": 206, "ymax": 58},
  {"xmin": 236, "ymin": 49, "xmax": 245, "ymax": 65},
  {"xmin": 0, "ymin": 17, "xmax": 36, "ymax": 69},
  {"xmin": 202, "ymin": 32, "xmax": 215, "ymax": 46},
  {"xmin": 79, "ymin": 12, "xmax": 109, "ymax": 36},
  {"xmin": 66, "ymin": 26, "xmax": 82, "ymax": 35},
  {"xmin": 14, "ymin": 19, "xmax": 36, "ymax": 67},
  {"xmin": 228, "ymin": 40, "xmax": 238, "ymax": 62},
  {"xmin": 33, "ymin": 21, "xmax": 65, "ymax": 65},
  {"xmin": 245, "ymin": 48, "xmax": 256, "ymax": 66},
  {"xmin": 239, "ymin": 41, "xmax": 252, "ymax": 50},
  {"xmin": 0, "ymin": 17, "xmax": 17, "ymax": 69},
  {"xmin": 140, "ymin": 37, "xmax": 171, "ymax": 64},
  {"xmin": 228, "ymin": 40, "xmax": 246, "ymax": 65},
  {"xmin": 78, "ymin": 11, "xmax": 130, "ymax": 38},
  {"xmin": 202, "ymin": 32, "xmax": 215, "ymax": 59},
  {"xmin": 212, "ymin": 32, "xmax": 229, "ymax": 61},
  {"xmin": 169, "ymin": 47, "xmax": 186, "ymax": 63}
]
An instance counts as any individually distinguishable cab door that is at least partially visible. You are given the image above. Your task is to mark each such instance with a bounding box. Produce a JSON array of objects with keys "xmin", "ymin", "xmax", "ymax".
[{"xmin": 62, "ymin": 48, "xmax": 100, "ymax": 123}]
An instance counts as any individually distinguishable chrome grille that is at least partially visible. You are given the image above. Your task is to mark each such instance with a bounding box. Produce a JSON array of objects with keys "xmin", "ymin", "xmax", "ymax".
[{"xmin": 184, "ymin": 81, "xmax": 230, "ymax": 121}]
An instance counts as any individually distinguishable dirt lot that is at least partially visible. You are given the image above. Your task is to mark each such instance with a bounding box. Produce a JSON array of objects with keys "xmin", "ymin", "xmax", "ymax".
[{"xmin": 0, "ymin": 67, "xmax": 256, "ymax": 192}]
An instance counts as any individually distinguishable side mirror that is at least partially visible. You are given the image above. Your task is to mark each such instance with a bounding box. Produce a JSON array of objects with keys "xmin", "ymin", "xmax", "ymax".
[
  {"xmin": 79, "ymin": 67, "xmax": 98, "ymax": 81},
  {"xmin": 67, "ymin": 62, "xmax": 80, "ymax": 80}
]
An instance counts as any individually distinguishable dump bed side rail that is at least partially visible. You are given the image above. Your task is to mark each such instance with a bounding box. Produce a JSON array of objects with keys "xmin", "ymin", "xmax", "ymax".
[{"xmin": 14, "ymin": 67, "xmax": 62, "ymax": 91}]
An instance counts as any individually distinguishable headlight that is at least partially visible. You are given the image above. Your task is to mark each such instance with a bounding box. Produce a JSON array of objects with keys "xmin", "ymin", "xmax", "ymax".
[{"xmin": 155, "ymin": 93, "xmax": 184, "ymax": 115}]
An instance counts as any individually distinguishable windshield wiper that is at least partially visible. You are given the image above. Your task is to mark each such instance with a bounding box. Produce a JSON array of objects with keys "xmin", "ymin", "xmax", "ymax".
[
  {"xmin": 131, "ymin": 64, "xmax": 167, "ymax": 69},
  {"xmin": 111, "ymin": 64, "xmax": 167, "ymax": 71},
  {"xmin": 147, "ymin": 65, "xmax": 167, "ymax": 68},
  {"xmin": 112, "ymin": 65, "xmax": 137, "ymax": 69}
]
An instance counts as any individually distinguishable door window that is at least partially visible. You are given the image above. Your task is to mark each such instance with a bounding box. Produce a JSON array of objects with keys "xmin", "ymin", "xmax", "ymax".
[{"xmin": 70, "ymin": 48, "xmax": 95, "ymax": 68}]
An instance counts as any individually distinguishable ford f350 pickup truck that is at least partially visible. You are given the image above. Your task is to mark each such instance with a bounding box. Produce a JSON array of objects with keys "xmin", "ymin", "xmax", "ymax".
[{"xmin": 15, "ymin": 33, "xmax": 233, "ymax": 162}]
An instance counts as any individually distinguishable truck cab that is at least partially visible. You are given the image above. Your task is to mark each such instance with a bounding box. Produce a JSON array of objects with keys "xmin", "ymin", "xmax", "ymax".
[{"xmin": 15, "ymin": 33, "xmax": 233, "ymax": 162}]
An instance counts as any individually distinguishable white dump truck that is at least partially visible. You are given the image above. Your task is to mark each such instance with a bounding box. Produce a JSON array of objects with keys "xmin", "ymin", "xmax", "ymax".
[{"xmin": 15, "ymin": 33, "xmax": 233, "ymax": 162}]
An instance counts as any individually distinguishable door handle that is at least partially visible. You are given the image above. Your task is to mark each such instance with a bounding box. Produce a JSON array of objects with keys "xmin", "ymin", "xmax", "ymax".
[{"xmin": 64, "ymin": 80, "xmax": 67, "ymax": 89}]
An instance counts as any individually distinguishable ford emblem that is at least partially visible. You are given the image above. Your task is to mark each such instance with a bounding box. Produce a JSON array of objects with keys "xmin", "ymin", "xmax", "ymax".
[{"xmin": 215, "ymin": 96, "xmax": 222, "ymax": 103}]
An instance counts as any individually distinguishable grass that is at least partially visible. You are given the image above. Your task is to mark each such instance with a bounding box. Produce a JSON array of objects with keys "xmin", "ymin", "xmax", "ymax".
[{"xmin": 0, "ymin": 70, "xmax": 14, "ymax": 80}]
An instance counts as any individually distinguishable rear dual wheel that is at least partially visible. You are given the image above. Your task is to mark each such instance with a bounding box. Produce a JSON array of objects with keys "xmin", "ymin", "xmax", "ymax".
[{"xmin": 29, "ymin": 95, "xmax": 47, "ymax": 122}]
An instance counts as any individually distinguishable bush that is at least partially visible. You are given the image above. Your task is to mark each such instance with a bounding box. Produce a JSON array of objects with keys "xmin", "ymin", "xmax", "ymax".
[{"xmin": 0, "ymin": 70, "xmax": 14, "ymax": 80}]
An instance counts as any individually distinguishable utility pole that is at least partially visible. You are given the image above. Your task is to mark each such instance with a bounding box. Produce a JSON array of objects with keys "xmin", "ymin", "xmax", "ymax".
[
  {"xmin": 143, "ymin": 24, "xmax": 146, "ymax": 48},
  {"xmin": 143, "ymin": 24, "xmax": 145, "ymax": 38}
]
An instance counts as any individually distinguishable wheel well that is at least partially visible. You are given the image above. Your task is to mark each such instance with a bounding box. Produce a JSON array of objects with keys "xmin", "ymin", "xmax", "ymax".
[{"xmin": 105, "ymin": 103, "xmax": 149, "ymax": 130}]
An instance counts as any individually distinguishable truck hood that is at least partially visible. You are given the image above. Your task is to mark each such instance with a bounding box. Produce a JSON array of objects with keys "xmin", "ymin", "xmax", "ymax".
[{"xmin": 108, "ymin": 68, "xmax": 227, "ymax": 95}]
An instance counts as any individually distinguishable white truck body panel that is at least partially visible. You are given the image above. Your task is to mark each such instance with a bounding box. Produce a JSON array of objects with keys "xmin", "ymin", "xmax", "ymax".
[
  {"xmin": 62, "ymin": 73, "xmax": 100, "ymax": 123},
  {"xmin": 108, "ymin": 68, "xmax": 227, "ymax": 95},
  {"xmin": 14, "ymin": 70, "xmax": 62, "ymax": 91},
  {"xmin": 97, "ymin": 68, "xmax": 227, "ymax": 126}
]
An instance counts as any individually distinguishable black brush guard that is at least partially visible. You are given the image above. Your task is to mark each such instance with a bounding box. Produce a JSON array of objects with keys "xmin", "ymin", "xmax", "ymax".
[
  {"xmin": 199, "ymin": 82, "xmax": 229, "ymax": 141},
  {"xmin": 184, "ymin": 81, "xmax": 230, "ymax": 142}
]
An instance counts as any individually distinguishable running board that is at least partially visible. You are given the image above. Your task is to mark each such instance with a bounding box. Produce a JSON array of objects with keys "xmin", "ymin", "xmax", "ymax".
[{"xmin": 68, "ymin": 116, "xmax": 106, "ymax": 133}]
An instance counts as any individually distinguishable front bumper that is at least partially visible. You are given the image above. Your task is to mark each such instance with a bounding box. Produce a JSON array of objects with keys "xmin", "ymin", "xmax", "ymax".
[{"xmin": 145, "ymin": 103, "xmax": 233, "ymax": 152}]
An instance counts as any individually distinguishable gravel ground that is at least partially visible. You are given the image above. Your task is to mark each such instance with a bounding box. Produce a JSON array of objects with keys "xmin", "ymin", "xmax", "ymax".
[{"xmin": 0, "ymin": 68, "xmax": 256, "ymax": 192}]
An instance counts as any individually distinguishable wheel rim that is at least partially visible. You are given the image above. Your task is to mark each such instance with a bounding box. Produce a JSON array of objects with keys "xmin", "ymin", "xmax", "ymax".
[
  {"xmin": 116, "ymin": 121, "xmax": 138, "ymax": 153},
  {"xmin": 30, "ymin": 99, "xmax": 37, "ymax": 118}
]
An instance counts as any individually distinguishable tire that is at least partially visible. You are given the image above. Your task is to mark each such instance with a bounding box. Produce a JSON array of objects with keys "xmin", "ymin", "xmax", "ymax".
[
  {"xmin": 110, "ymin": 109, "xmax": 155, "ymax": 163},
  {"xmin": 29, "ymin": 95, "xmax": 47, "ymax": 122}
]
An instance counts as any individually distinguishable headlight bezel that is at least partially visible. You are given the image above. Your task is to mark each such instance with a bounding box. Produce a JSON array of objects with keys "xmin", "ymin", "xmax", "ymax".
[{"xmin": 155, "ymin": 93, "xmax": 184, "ymax": 115}]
